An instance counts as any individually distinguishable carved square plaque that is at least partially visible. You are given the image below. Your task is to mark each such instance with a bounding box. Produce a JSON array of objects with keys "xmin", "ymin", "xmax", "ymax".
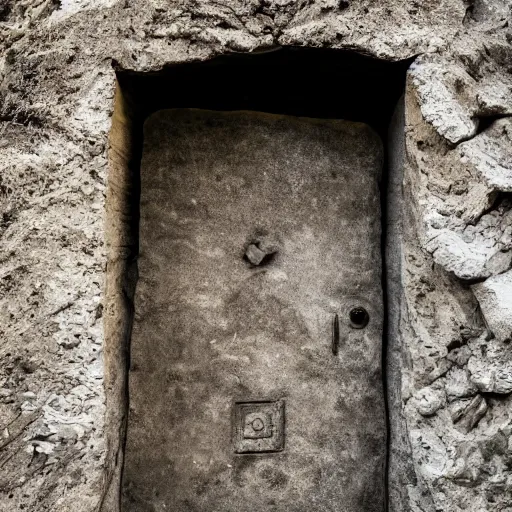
[{"xmin": 233, "ymin": 400, "xmax": 285, "ymax": 454}]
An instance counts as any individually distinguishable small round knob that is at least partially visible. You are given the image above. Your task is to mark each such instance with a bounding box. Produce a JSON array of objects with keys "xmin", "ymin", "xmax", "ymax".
[
  {"xmin": 349, "ymin": 307, "xmax": 369, "ymax": 329},
  {"xmin": 251, "ymin": 418, "xmax": 265, "ymax": 431}
]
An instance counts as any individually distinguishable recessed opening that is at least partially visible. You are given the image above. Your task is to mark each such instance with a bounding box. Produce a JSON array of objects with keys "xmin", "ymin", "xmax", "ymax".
[
  {"xmin": 104, "ymin": 47, "xmax": 409, "ymax": 511},
  {"xmin": 116, "ymin": 47, "xmax": 409, "ymax": 136},
  {"xmin": 349, "ymin": 306, "xmax": 370, "ymax": 329}
]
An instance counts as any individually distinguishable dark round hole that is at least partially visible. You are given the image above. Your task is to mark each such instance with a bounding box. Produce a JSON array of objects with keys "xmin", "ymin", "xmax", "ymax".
[{"xmin": 349, "ymin": 307, "xmax": 369, "ymax": 329}]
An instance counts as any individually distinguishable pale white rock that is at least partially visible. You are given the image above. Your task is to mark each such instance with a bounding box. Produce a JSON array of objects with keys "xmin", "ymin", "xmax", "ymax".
[
  {"xmin": 447, "ymin": 345, "xmax": 472, "ymax": 367},
  {"xmin": 472, "ymin": 269, "xmax": 512, "ymax": 342},
  {"xmin": 409, "ymin": 61, "xmax": 478, "ymax": 144},
  {"xmin": 410, "ymin": 428, "xmax": 449, "ymax": 479},
  {"xmin": 476, "ymin": 76, "xmax": 512, "ymax": 116},
  {"xmin": 445, "ymin": 368, "xmax": 478, "ymax": 401},
  {"xmin": 413, "ymin": 385, "xmax": 446, "ymax": 417},
  {"xmin": 444, "ymin": 445, "xmax": 485, "ymax": 486},
  {"xmin": 460, "ymin": 181, "xmax": 499, "ymax": 225},
  {"xmin": 469, "ymin": 364, "xmax": 512, "ymax": 394},
  {"xmin": 427, "ymin": 359, "xmax": 453, "ymax": 384},
  {"xmin": 467, "ymin": 0, "xmax": 512, "ymax": 24},
  {"xmin": 458, "ymin": 118, "xmax": 512, "ymax": 192},
  {"xmin": 21, "ymin": 401, "xmax": 38, "ymax": 412},
  {"xmin": 33, "ymin": 440, "xmax": 56, "ymax": 455},
  {"xmin": 69, "ymin": 69, "xmax": 115, "ymax": 139},
  {"xmin": 466, "ymin": 335, "xmax": 512, "ymax": 395},
  {"xmin": 426, "ymin": 228, "xmax": 512, "ymax": 280},
  {"xmin": 450, "ymin": 395, "xmax": 488, "ymax": 433},
  {"xmin": 50, "ymin": 0, "xmax": 119, "ymax": 22},
  {"xmin": 468, "ymin": 348, "xmax": 512, "ymax": 395}
]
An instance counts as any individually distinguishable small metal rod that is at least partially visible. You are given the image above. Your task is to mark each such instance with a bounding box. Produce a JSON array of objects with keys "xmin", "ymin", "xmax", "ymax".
[{"xmin": 332, "ymin": 313, "xmax": 339, "ymax": 355}]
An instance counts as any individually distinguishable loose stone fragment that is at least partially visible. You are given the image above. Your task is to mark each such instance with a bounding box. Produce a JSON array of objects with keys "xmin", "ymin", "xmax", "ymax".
[
  {"xmin": 245, "ymin": 243, "xmax": 267, "ymax": 266},
  {"xmin": 450, "ymin": 395, "xmax": 487, "ymax": 433},
  {"xmin": 472, "ymin": 269, "xmax": 512, "ymax": 343},
  {"xmin": 414, "ymin": 386, "xmax": 446, "ymax": 417}
]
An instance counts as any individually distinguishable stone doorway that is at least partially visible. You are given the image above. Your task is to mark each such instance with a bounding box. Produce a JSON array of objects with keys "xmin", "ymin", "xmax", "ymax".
[
  {"xmin": 122, "ymin": 109, "xmax": 385, "ymax": 511},
  {"xmin": 105, "ymin": 48, "xmax": 409, "ymax": 511}
]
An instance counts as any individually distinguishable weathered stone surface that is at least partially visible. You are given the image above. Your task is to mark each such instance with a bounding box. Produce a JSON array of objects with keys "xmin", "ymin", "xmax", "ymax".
[
  {"xmin": 459, "ymin": 118, "xmax": 512, "ymax": 192},
  {"xmin": 413, "ymin": 384, "xmax": 447, "ymax": 417},
  {"xmin": 472, "ymin": 269, "xmax": 512, "ymax": 343},
  {"xmin": 409, "ymin": 61, "xmax": 478, "ymax": 144},
  {"xmin": 0, "ymin": 0, "xmax": 511, "ymax": 511},
  {"xmin": 407, "ymin": 63, "xmax": 512, "ymax": 281},
  {"xmin": 394, "ymin": 52, "xmax": 512, "ymax": 509},
  {"xmin": 124, "ymin": 109, "xmax": 385, "ymax": 512},
  {"xmin": 476, "ymin": 76, "xmax": 512, "ymax": 116},
  {"xmin": 425, "ymin": 225, "xmax": 512, "ymax": 280},
  {"xmin": 451, "ymin": 394, "xmax": 488, "ymax": 434},
  {"xmin": 245, "ymin": 243, "xmax": 269, "ymax": 266}
]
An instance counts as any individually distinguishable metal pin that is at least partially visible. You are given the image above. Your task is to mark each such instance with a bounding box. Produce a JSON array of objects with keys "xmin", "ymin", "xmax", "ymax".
[{"xmin": 332, "ymin": 313, "xmax": 339, "ymax": 355}]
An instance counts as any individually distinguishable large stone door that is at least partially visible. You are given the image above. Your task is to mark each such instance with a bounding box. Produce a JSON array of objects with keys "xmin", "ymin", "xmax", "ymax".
[{"xmin": 122, "ymin": 110, "xmax": 385, "ymax": 512}]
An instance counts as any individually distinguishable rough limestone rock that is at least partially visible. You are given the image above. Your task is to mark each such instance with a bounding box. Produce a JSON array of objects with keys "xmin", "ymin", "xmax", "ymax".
[
  {"xmin": 472, "ymin": 270, "xmax": 512, "ymax": 343},
  {"xmin": 459, "ymin": 118, "xmax": 512, "ymax": 192},
  {"xmin": 0, "ymin": 0, "xmax": 511, "ymax": 511},
  {"xmin": 409, "ymin": 61, "xmax": 479, "ymax": 144}
]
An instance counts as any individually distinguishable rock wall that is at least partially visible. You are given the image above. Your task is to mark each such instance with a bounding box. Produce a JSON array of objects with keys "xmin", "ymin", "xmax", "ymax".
[{"xmin": 0, "ymin": 1, "xmax": 510, "ymax": 511}]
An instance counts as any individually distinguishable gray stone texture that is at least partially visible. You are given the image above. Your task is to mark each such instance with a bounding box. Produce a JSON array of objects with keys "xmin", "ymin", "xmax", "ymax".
[
  {"xmin": 124, "ymin": 109, "xmax": 384, "ymax": 511},
  {"xmin": 0, "ymin": 0, "xmax": 510, "ymax": 511}
]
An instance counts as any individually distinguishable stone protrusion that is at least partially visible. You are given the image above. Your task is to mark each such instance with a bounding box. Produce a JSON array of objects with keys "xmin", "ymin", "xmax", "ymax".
[{"xmin": 472, "ymin": 269, "xmax": 512, "ymax": 343}]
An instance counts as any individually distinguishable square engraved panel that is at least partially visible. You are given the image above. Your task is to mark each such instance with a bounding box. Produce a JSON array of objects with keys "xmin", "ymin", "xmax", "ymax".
[{"xmin": 234, "ymin": 400, "xmax": 285, "ymax": 453}]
